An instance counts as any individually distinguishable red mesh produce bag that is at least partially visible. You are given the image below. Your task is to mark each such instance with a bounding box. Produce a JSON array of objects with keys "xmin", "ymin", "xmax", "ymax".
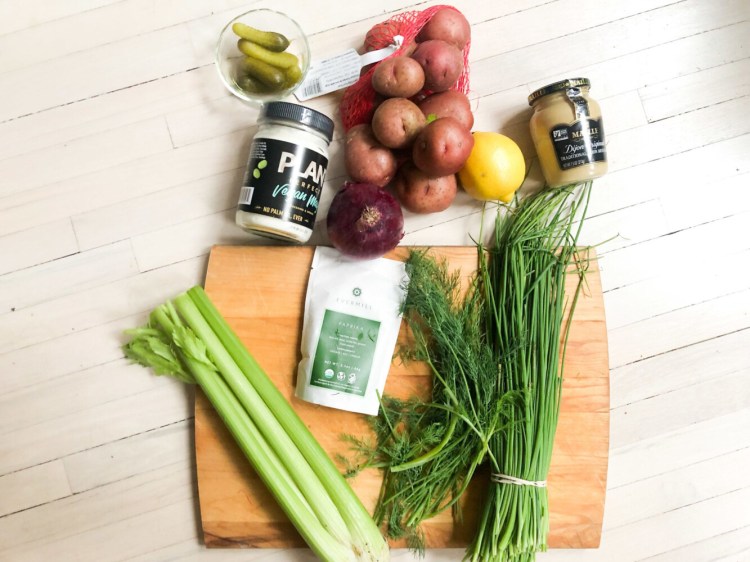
[{"xmin": 339, "ymin": 5, "xmax": 471, "ymax": 131}]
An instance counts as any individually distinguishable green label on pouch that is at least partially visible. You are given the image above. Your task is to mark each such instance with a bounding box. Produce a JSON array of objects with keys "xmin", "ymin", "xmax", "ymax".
[{"xmin": 310, "ymin": 310, "xmax": 380, "ymax": 396}]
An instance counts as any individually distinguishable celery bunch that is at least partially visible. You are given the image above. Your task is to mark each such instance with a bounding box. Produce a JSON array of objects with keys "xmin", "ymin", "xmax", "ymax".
[{"xmin": 124, "ymin": 287, "xmax": 389, "ymax": 562}]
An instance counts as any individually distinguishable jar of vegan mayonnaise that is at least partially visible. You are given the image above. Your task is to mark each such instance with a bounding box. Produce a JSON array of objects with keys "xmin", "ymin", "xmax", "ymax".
[
  {"xmin": 236, "ymin": 102, "xmax": 334, "ymax": 243},
  {"xmin": 528, "ymin": 78, "xmax": 607, "ymax": 187}
]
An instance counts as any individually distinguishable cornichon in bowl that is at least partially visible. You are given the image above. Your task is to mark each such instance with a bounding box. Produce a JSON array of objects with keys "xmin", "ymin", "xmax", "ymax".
[
  {"xmin": 240, "ymin": 58, "xmax": 286, "ymax": 90},
  {"xmin": 237, "ymin": 58, "xmax": 304, "ymax": 93},
  {"xmin": 237, "ymin": 39, "xmax": 299, "ymax": 69},
  {"xmin": 231, "ymin": 23, "xmax": 302, "ymax": 95},
  {"xmin": 283, "ymin": 64, "xmax": 302, "ymax": 88},
  {"xmin": 232, "ymin": 22, "xmax": 290, "ymax": 52}
]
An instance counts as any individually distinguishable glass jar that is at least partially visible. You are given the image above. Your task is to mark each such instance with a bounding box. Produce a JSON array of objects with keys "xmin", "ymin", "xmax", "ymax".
[
  {"xmin": 528, "ymin": 78, "xmax": 607, "ymax": 187},
  {"xmin": 236, "ymin": 102, "xmax": 334, "ymax": 243}
]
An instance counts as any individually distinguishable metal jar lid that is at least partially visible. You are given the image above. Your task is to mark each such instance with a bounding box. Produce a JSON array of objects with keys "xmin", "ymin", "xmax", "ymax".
[
  {"xmin": 528, "ymin": 78, "xmax": 591, "ymax": 106},
  {"xmin": 261, "ymin": 101, "xmax": 335, "ymax": 143}
]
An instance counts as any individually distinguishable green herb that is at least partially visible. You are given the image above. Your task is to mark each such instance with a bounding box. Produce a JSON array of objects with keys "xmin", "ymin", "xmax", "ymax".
[
  {"xmin": 347, "ymin": 250, "xmax": 516, "ymax": 551},
  {"xmin": 348, "ymin": 182, "xmax": 593, "ymax": 561},
  {"xmin": 124, "ymin": 287, "xmax": 389, "ymax": 562},
  {"xmin": 468, "ymin": 183, "xmax": 592, "ymax": 561}
]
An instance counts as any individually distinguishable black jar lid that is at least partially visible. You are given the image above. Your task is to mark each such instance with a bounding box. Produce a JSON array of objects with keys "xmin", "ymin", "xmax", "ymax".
[
  {"xmin": 528, "ymin": 78, "xmax": 591, "ymax": 106},
  {"xmin": 261, "ymin": 101, "xmax": 335, "ymax": 142}
]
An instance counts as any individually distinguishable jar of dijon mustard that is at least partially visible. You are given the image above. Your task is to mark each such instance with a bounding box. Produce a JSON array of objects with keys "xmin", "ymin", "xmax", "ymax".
[{"xmin": 528, "ymin": 78, "xmax": 607, "ymax": 187}]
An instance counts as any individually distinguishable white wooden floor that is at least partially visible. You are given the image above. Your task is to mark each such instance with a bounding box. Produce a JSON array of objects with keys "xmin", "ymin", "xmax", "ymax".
[{"xmin": 1, "ymin": 0, "xmax": 749, "ymax": 560}]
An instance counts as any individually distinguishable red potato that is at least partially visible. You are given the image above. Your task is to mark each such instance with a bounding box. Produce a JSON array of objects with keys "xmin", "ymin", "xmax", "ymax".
[
  {"xmin": 371, "ymin": 98, "xmax": 427, "ymax": 149},
  {"xmin": 344, "ymin": 124, "xmax": 398, "ymax": 187},
  {"xmin": 417, "ymin": 8, "xmax": 471, "ymax": 50},
  {"xmin": 362, "ymin": 36, "xmax": 417, "ymax": 75},
  {"xmin": 364, "ymin": 20, "xmax": 404, "ymax": 51},
  {"xmin": 411, "ymin": 40, "xmax": 463, "ymax": 92},
  {"xmin": 393, "ymin": 161, "xmax": 457, "ymax": 213},
  {"xmin": 371, "ymin": 56, "xmax": 425, "ymax": 98},
  {"xmin": 418, "ymin": 90, "xmax": 474, "ymax": 130},
  {"xmin": 363, "ymin": 21, "xmax": 416, "ymax": 62},
  {"xmin": 412, "ymin": 117, "xmax": 474, "ymax": 176}
]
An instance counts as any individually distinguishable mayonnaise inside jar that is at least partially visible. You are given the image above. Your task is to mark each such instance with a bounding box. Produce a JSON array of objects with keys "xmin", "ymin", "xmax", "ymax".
[
  {"xmin": 528, "ymin": 78, "xmax": 607, "ymax": 188},
  {"xmin": 236, "ymin": 102, "xmax": 334, "ymax": 243}
]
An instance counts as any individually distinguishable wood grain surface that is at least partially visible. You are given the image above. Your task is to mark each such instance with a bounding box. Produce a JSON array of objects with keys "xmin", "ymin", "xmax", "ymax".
[
  {"xmin": 196, "ymin": 244, "xmax": 609, "ymax": 550},
  {"xmin": 2, "ymin": 2, "xmax": 749, "ymax": 560}
]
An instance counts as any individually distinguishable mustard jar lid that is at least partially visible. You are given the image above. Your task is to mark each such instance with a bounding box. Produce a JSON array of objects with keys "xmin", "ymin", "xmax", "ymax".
[{"xmin": 528, "ymin": 78, "xmax": 591, "ymax": 106}]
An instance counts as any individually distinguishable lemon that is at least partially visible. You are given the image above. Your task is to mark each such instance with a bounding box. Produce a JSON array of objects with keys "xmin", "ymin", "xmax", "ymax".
[{"xmin": 458, "ymin": 132, "xmax": 526, "ymax": 203}]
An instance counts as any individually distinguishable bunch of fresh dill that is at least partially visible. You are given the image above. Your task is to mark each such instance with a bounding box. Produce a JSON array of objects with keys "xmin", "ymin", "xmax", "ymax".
[{"xmin": 345, "ymin": 251, "xmax": 513, "ymax": 551}]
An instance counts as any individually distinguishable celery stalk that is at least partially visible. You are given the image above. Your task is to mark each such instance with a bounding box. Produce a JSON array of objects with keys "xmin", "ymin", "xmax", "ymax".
[
  {"xmin": 171, "ymin": 293, "xmax": 353, "ymax": 549},
  {"xmin": 187, "ymin": 286, "xmax": 390, "ymax": 562},
  {"xmin": 141, "ymin": 303, "xmax": 356, "ymax": 562}
]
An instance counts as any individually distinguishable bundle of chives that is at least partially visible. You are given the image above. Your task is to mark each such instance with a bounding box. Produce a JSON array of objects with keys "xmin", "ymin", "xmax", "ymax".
[{"xmin": 468, "ymin": 182, "xmax": 592, "ymax": 561}]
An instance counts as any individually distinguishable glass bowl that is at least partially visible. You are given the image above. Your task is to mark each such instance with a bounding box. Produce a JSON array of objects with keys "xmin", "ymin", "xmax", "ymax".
[{"xmin": 215, "ymin": 9, "xmax": 310, "ymax": 105}]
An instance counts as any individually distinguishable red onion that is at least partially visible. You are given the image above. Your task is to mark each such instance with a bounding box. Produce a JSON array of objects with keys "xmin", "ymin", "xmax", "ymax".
[{"xmin": 326, "ymin": 182, "xmax": 404, "ymax": 260}]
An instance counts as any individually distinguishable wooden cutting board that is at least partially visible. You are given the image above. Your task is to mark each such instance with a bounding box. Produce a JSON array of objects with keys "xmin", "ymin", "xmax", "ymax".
[{"xmin": 196, "ymin": 245, "xmax": 609, "ymax": 550}]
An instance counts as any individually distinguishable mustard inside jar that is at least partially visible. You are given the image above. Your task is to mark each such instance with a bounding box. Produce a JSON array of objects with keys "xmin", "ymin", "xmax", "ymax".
[{"xmin": 528, "ymin": 78, "xmax": 607, "ymax": 187}]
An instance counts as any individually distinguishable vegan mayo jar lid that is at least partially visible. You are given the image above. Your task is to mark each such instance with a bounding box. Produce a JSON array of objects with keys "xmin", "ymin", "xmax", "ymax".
[
  {"xmin": 528, "ymin": 78, "xmax": 607, "ymax": 188},
  {"xmin": 236, "ymin": 102, "xmax": 334, "ymax": 243}
]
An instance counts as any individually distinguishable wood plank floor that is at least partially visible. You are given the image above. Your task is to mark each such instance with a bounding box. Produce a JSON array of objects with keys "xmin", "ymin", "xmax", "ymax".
[{"xmin": 1, "ymin": 1, "xmax": 748, "ymax": 560}]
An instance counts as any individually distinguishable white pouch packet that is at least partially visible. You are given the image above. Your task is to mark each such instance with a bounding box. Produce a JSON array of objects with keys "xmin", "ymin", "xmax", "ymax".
[{"xmin": 296, "ymin": 247, "xmax": 408, "ymax": 415}]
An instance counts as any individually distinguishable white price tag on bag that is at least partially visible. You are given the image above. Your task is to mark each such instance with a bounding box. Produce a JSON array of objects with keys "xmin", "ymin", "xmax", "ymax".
[
  {"xmin": 295, "ymin": 36, "xmax": 403, "ymax": 101},
  {"xmin": 295, "ymin": 49, "xmax": 362, "ymax": 101}
]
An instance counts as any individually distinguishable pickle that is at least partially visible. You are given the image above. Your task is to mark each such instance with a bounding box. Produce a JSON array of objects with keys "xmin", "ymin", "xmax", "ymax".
[
  {"xmin": 236, "ymin": 73, "xmax": 272, "ymax": 94},
  {"xmin": 283, "ymin": 63, "xmax": 303, "ymax": 89},
  {"xmin": 232, "ymin": 22, "xmax": 290, "ymax": 52},
  {"xmin": 237, "ymin": 39, "xmax": 299, "ymax": 69},
  {"xmin": 240, "ymin": 56, "xmax": 286, "ymax": 89}
]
